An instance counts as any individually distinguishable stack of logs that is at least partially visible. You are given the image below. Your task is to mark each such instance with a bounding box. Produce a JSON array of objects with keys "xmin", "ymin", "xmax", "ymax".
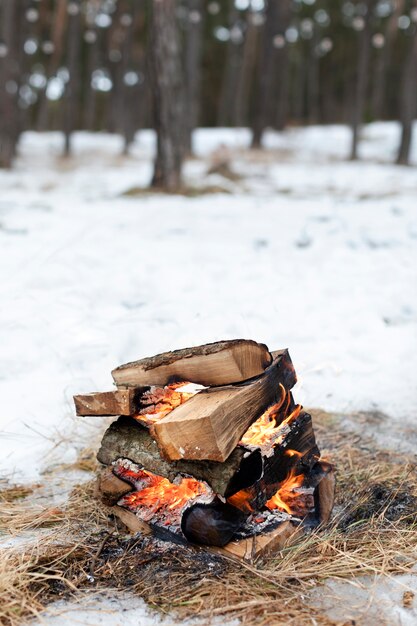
[{"xmin": 74, "ymin": 339, "xmax": 335, "ymax": 562}]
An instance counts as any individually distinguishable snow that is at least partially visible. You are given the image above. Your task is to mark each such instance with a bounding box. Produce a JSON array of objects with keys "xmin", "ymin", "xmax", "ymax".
[
  {"xmin": 0, "ymin": 122, "xmax": 416, "ymax": 483},
  {"xmin": 31, "ymin": 591, "xmax": 239, "ymax": 626},
  {"xmin": 310, "ymin": 568, "xmax": 417, "ymax": 626}
]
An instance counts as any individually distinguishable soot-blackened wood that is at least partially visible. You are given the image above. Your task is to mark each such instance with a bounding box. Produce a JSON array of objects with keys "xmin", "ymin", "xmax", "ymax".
[
  {"xmin": 227, "ymin": 411, "xmax": 320, "ymax": 511},
  {"xmin": 109, "ymin": 504, "xmax": 303, "ymax": 562},
  {"xmin": 74, "ymin": 388, "xmax": 147, "ymax": 416},
  {"xmin": 262, "ymin": 411, "xmax": 320, "ymax": 499},
  {"xmin": 97, "ymin": 416, "xmax": 255, "ymax": 497},
  {"xmin": 151, "ymin": 351, "xmax": 296, "ymax": 463},
  {"xmin": 112, "ymin": 339, "xmax": 272, "ymax": 388},
  {"xmin": 181, "ymin": 500, "xmax": 247, "ymax": 547}
]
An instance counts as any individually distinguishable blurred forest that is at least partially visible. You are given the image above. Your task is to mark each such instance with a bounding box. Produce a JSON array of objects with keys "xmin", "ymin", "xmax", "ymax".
[{"xmin": 0, "ymin": 0, "xmax": 416, "ymax": 186}]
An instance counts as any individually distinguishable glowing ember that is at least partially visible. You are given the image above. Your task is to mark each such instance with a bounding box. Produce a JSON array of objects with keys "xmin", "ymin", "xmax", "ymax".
[
  {"xmin": 240, "ymin": 384, "xmax": 302, "ymax": 448},
  {"xmin": 114, "ymin": 461, "xmax": 212, "ymax": 527},
  {"xmin": 135, "ymin": 382, "xmax": 205, "ymax": 425}
]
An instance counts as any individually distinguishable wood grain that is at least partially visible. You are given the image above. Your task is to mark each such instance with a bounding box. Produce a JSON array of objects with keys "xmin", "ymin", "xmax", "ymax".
[
  {"xmin": 112, "ymin": 339, "xmax": 272, "ymax": 388},
  {"xmin": 74, "ymin": 389, "xmax": 139, "ymax": 416}
]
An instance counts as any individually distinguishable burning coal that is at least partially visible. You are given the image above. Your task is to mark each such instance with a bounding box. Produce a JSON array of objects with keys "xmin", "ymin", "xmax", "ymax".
[{"xmin": 114, "ymin": 459, "xmax": 213, "ymax": 529}]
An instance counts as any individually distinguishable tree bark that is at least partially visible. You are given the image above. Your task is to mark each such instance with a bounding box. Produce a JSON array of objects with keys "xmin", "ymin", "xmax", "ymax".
[
  {"xmin": 350, "ymin": 0, "xmax": 376, "ymax": 160},
  {"xmin": 183, "ymin": 0, "xmax": 204, "ymax": 154},
  {"xmin": 217, "ymin": 1, "xmax": 241, "ymax": 127},
  {"xmin": 233, "ymin": 10, "xmax": 260, "ymax": 127},
  {"xmin": 397, "ymin": 20, "xmax": 417, "ymax": 165},
  {"xmin": 63, "ymin": 1, "xmax": 82, "ymax": 156},
  {"xmin": 251, "ymin": 0, "xmax": 282, "ymax": 148},
  {"xmin": 0, "ymin": 1, "xmax": 25, "ymax": 168},
  {"xmin": 97, "ymin": 415, "xmax": 252, "ymax": 497},
  {"xmin": 149, "ymin": 0, "xmax": 184, "ymax": 191},
  {"xmin": 36, "ymin": 0, "xmax": 68, "ymax": 132},
  {"xmin": 371, "ymin": 0, "xmax": 404, "ymax": 120}
]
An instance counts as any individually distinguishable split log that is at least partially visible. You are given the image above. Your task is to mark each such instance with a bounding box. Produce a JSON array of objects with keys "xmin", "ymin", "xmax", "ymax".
[
  {"xmin": 74, "ymin": 388, "xmax": 146, "ymax": 416},
  {"xmin": 109, "ymin": 505, "xmax": 152, "ymax": 535},
  {"xmin": 96, "ymin": 415, "xmax": 259, "ymax": 497},
  {"xmin": 95, "ymin": 467, "xmax": 133, "ymax": 506},
  {"xmin": 150, "ymin": 350, "xmax": 296, "ymax": 462},
  {"xmin": 111, "ymin": 339, "xmax": 272, "ymax": 388},
  {"xmin": 315, "ymin": 462, "xmax": 335, "ymax": 524},
  {"xmin": 210, "ymin": 520, "xmax": 303, "ymax": 562}
]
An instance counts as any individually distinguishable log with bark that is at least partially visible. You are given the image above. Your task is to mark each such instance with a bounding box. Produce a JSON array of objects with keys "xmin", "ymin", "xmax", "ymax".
[
  {"xmin": 112, "ymin": 339, "xmax": 272, "ymax": 388},
  {"xmin": 97, "ymin": 415, "xmax": 258, "ymax": 497}
]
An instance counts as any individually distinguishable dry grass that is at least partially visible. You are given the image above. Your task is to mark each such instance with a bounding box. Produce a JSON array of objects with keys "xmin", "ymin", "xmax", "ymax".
[{"xmin": 0, "ymin": 411, "xmax": 416, "ymax": 626}]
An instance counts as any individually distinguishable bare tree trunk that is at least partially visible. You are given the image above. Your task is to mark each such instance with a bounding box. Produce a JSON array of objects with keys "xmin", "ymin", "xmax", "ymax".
[
  {"xmin": 397, "ymin": 22, "xmax": 417, "ymax": 165},
  {"xmin": 371, "ymin": 0, "xmax": 403, "ymax": 120},
  {"xmin": 350, "ymin": 0, "xmax": 376, "ymax": 161},
  {"xmin": 0, "ymin": 1, "xmax": 27, "ymax": 168},
  {"xmin": 83, "ymin": 27, "xmax": 100, "ymax": 131},
  {"xmin": 233, "ymin": 10, "xmax": 260, "ymax": 127},
  {"xmin": 63, "ymin": 1, "xmax": 82, "ymax": 156},
  {"xmin": 251, "ymin": 0, "xmax": 280, "ymax": 148},
  {"xmin": 149, "ymin": 0, "xmax": 184, "ymax": 191},
  {"xmin": 272, "ymin": 0, "xmax": 291, "ymax": 131},
  {"xmin": 184, "ymin": 0, "xmax": 204, "ymax": 154},
  {"xmin": 217, "ymin": 1, "xmax": 241, "ymax": 127},
  {"xmin": 36, "ymin": 0, "xmax": 68, "ymax": 131},
  {"xmin": 307, "ymin": 24, "xmax": 320, "ymax": 125}
]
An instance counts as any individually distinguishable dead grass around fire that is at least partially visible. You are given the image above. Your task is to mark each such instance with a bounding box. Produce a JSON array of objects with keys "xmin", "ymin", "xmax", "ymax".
[{"xmin": 0, "ymin": 411, "xmax": 416, "ymax": 626}]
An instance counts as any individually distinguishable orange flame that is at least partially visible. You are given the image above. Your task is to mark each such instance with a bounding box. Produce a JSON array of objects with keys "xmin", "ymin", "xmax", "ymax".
[
  {"xmin": 265, "ymin": 466, "xmax": 306, "ymax": 515},
  {"xmin": 227, "ymin": 449, "xmax": 308, "ymax": 516},
  {"xmin": 134, "ymin": 382, "xmax": 204, "ymax": 426},
  {"xmin": 240, "ymin": 384, "xmax": 302, "ymax": 448},
  {"xmin": 117, "ymin": 466, "xmax": 211, "ymax": 525},
  {"xmin": 227, "ymin": 488, "xmax": 254, "ymax": 513}
]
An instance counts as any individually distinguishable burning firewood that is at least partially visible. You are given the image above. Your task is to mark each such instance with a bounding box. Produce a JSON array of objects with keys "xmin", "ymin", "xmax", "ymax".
[
  {"xmin": 150, "ymin": 350, "xmax": 296, "ymax": 462},
  {"xmin": 74, "ymin": 340, "xmax": 335, "ymax": 561}
]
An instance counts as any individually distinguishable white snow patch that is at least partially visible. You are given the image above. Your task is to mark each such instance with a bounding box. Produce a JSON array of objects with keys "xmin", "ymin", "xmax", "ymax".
[{"xmin": 0, "ymin": 123, "xmax": 416, "ymax": 482}]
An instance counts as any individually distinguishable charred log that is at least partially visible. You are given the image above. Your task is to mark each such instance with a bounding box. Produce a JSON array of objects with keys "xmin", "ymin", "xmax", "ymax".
[{"xmin": 181, "ymin": 500, "xmax": 247, "ymax": 547}]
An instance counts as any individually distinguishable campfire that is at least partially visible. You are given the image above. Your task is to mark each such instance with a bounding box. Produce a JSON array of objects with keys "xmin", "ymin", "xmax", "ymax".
[{"xmin": 74, "ymin": 340, "xmax": 335, "ymax": 561}]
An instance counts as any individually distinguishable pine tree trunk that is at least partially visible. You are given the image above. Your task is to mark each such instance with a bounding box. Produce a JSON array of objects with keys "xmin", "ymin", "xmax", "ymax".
[
  {"xmin": 350, "ymin": 0, "xmax": 376, "ymax": 160},
  {"xmin": 217, "ymin": 1, "xmax": 241, "ymax": 127},
  {"xmin": 36, "ymin": 0, "xmax": 68, "ymax": 131},
  {"xmin": 251, "ymin": 0, "xmax": 280, "ymax": 148},
  {"xmin": 233, "ymin": 10, "xmax": 260, "ymax": 127},
  {"xmin": 0, "ymin": 1, "xmax": 24, "ymax": 168},
  {"xmin": 149, "ymin": 0, "xmax": 184, "ymax": 191},
  {"xmin": 63, "ymin": 1, "xmax": 82, "ymax": 156},
  {"xmin": 184, "ymin": 0, "xmax": 204, "ymax": 154},
  {"xmin": 371, "ymin": 0, "xmax": 403, "ymax": 120},
  {"xmin": 307, "ymin": 25, "xmax": 320, "ymax": 125},
  {"xmin": 397, "ymin": 24, "xmax": 417, "ymax": 165}
]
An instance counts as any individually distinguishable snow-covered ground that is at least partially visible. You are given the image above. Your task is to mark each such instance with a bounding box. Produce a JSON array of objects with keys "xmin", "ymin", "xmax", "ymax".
[{"xmin": 0, "ymin": 122, "xmax": 416, "ymax": 482}]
